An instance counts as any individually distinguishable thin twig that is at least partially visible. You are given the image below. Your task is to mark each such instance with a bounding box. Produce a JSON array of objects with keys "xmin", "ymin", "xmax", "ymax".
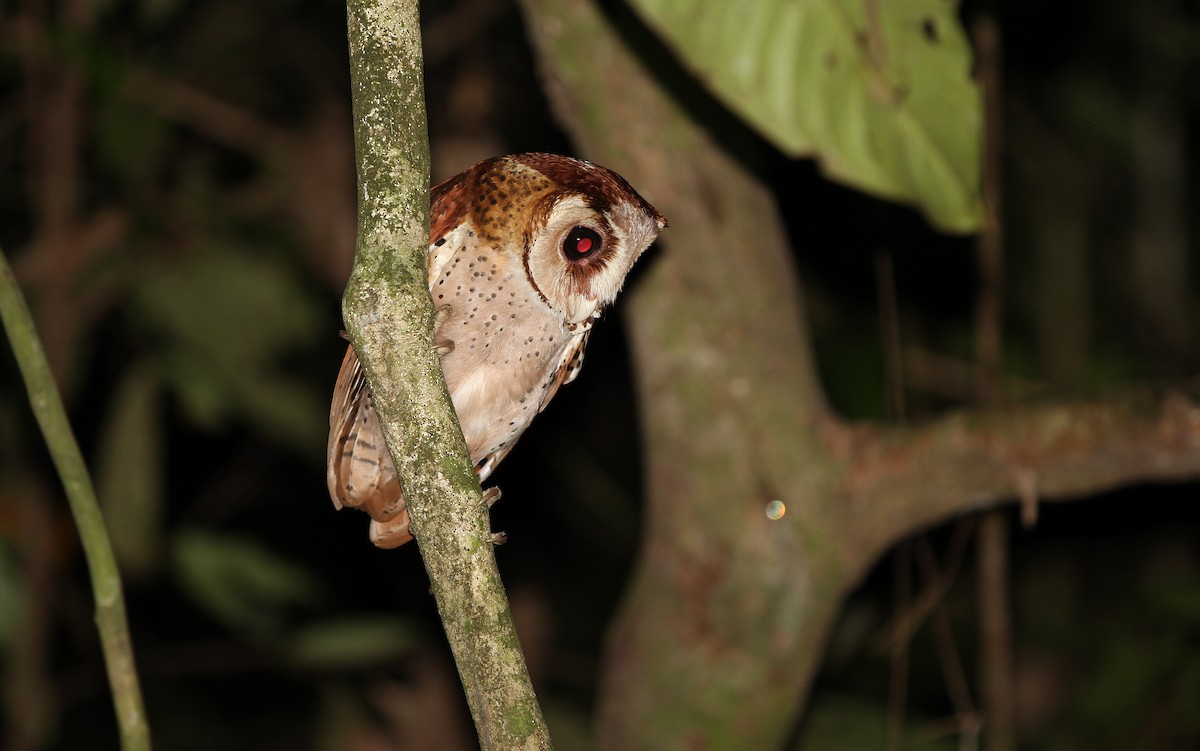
[
  {"xmin": 915, "ymin": 540, "xmax": 980, "ymax": 744},
  {"xmin": 875, "ymin": 246, "xmax": 910, "ymax": 751},
  {"xmin": 876, "ymin": 248, "xmax": 906, "ymax": 422},
  {"xmin": 977, "ymin": 511, "xmax": 1013, "ymax": 750},
  {"xmin": 0, "ymin": 244, "xmax": 152, "ymax": 750},
  {"xmin": 972, "ymin": 16, "xmax": 1016, "ymax": 751},
  {"xmin": 875, "ymin": 520, "xmax": 976, "ymax": 653},
  {"xmin": 886, "ymin": 541, "xmax": 911, "ymax": 751}
]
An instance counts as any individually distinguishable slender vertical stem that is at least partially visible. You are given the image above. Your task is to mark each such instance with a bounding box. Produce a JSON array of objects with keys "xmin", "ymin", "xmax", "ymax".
[
  {"xmin": 876, "ymin": 247, "xmax": 910, "ymax": 750},
  {"xmin": 341, "ymin": 2, "xmax": 550, "ymax": 747},
  {"xmin": 973, "ymin": 20, "xmax": 1004, "ymax": 403},
  {"xmin": 973, "ymin": 17, "xmax": 1015, "ymax": 751},
  {"xmin": 0, "ymin": 245, "xmax": 152, "ymax": 751},
  {"xmin": 875, "ymin": 248, "xmax": 906, "ymax": 422},
  {"xmin": 915, "ymin": 541, "xmax": 980, "ymax": 741},
  {"xmin": 885, "ymin": 542, "xmax": 911, "ymax": 751},
  {"xmin": 977, "ymin": 511, "xmax": 1013, "ymax": 751}
]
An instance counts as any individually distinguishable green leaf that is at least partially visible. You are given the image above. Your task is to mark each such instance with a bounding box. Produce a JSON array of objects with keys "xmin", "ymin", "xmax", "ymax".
[
  {"xmin": 95, "ymin": 361, "xmax": 164, "ymax": 579},
  {"xmin": 173, "ymin": 528, "xmax": 325, "ymax": 637},
  {"xmin": 285, "ymin": 616, "xmax": 421, "ymax": 669},
  {"xmin": 628, "ymin": 0, "xmax": 984, "ymax": 232}
]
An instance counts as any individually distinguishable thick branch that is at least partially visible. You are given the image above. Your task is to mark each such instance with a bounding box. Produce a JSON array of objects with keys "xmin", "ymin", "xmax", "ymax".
[
  {"xmin": 840, "ymin": 382, "xmax": 1200, "ymax": 569},
  {"xmin": 341, "ymin": 2, "xmax": 550, "ymax": 748},
  {"xmin": 521, "ymin": 1, "xmax": 835, "ymax": 749}
]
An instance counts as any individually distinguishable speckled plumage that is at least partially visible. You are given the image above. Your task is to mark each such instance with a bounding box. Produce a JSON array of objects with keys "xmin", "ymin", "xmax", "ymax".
[{"xmin": 327, "ymin": 154, "xmax": 666, "ymax": 548}]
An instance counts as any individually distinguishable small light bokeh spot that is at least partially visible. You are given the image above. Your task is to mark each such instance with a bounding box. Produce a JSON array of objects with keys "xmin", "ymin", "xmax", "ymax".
[{"xmin": 765, "ymin": 500, "xmax": 786, "ymax": 521}]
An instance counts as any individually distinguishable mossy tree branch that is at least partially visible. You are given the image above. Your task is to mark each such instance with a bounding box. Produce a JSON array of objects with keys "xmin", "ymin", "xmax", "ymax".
[
  {"xmin": 0, "ymin": 246, "xmax": 151, "ymax": 751},
  {"xmin": 342, "ymin": 1, "xmax": 551, "ymax": 748}
]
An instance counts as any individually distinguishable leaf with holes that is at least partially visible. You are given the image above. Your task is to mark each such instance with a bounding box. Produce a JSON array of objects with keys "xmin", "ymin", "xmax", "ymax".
[{"xmin": 628, "ymin": 0, "xmax": 983, "ymax": 233}]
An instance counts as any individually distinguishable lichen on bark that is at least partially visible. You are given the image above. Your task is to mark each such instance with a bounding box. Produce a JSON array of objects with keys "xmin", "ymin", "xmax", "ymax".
[{"xmin": 342, "ymin": 1, "xmax": 551, "ymax": 748}]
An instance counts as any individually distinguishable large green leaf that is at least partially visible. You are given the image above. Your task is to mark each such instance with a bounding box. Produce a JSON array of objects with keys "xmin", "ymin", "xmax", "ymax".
[{"xmin": 628, "ymin": 0, "xmax": 983, "ymax": 233}]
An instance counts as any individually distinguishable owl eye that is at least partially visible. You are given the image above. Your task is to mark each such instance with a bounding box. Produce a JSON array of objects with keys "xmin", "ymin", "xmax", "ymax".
[{"xmin": 562, "ymin": 226, "xmax": 602, "ymax": 261}]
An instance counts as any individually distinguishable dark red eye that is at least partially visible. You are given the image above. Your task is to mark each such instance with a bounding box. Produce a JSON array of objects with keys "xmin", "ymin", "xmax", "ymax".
[{"xmin": 563, "ymin": 226, "xmax": 602, "ymax": 261}]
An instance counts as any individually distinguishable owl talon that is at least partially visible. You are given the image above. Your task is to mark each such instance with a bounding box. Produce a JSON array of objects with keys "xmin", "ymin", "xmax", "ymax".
[
  {"xmin": 434, "ymin": 339, "xmax": 455, "ymax": 356},
  {"xmin": 489, "ymin": 531, "xmax": 508, "ymax": 546},
  {"xmin": 480, "ymin": 486, "xmax": 502, "ymax": 508},
  {"xmin": 434, "ymin": 304, "xmax": 453, "ymax": 325}
]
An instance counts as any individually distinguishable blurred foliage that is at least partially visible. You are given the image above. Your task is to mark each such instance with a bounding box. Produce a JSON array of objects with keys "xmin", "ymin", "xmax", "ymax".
[
  {"xmin": 0, "ymin": 542, "xmax": 20, "ymax": 648},
  {"xmin": 133, "ymin": 244, "xmax": 327, "ymax": 450},
  {"xmin": 284, "ymin": 616, "xmax": 421, "ymax": 670},
  {"xmin": 172, "ymin": 528, "xmax": 326, "ymax": 638},
  {"xmin": 95, "ymin": 361, "xmax": 163, "ymax": 577},
  {"xmin": 0, "ymin": 0, "xmax": 1199, "ymax": 748},
  {"xmin": 793, "ymin": 694, "xmax": 958, "ymax": 751},
  {"xmin": 812, "ymin": 496, "xmax": 1200, "ymax": 751}
]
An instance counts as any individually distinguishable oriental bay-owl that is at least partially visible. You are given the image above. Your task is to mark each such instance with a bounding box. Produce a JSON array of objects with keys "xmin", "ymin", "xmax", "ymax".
[{"xmin": 327, "ymin": 153, "xmax": 666, "ymax": 548}]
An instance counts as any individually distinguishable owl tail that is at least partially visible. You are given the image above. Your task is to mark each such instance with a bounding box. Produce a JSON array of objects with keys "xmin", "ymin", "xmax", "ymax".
[{"xmin": 326, "ymin": 345, "xmax": 415, "ymax": 548}]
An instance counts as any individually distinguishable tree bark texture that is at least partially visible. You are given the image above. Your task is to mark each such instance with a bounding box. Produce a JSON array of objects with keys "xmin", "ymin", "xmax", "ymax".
[
  {"xmin": 521, "ymin": 2, "xmax": 839, "ymax": 747},
  {"xmin": 342, "ymin": 2, "xmax": 550, "ymax": 747},
  {"xmin": 521, "ymin": 1, "xmax": 1200, "ymax": 749}
]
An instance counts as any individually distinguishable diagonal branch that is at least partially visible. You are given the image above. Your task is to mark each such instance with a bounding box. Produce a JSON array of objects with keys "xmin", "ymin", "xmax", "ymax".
[
  {"xmin": 0, "ymin": 245, "xmax": 151, "ymax": 751},
  {"xmin": 340, "ymin": 1, "xmax": 550, "ymax": 748},
  {"xmin": 840, "ymin": 382, "xmax": 1200, "ymax": 568}
]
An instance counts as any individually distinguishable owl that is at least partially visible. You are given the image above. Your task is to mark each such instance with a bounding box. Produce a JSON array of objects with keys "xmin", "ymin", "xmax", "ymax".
[{"xmin": 327, "ymin": 153, "xmax": 667, "ymax": 548}]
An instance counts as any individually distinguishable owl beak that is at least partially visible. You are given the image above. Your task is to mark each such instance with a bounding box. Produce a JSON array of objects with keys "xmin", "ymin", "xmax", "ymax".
[{"xmin": 565, "ymin": 295, "xmax": 599, "ymax": 325}]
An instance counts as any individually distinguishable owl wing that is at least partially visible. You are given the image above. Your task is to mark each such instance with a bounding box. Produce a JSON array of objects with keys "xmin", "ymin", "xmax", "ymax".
[
  {"xmin": 426, "ymin": 168, "xmax": 474, "ymax": 285},
  {"xmin": 326, "ymin": 345, "xmax": 414, "ymax": 548},
  {"xmin": 540, "ymin": 329, "xmax": 591, "ymax": 413},
  {"xmin": 471, "ymin": 330, "xmax": 591, "ymax": 484}
]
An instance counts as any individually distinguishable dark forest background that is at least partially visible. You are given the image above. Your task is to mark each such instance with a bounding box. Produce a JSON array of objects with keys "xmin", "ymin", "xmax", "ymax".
[{"xmin": 2, "ymin": 0, "xmax": 1200, "ymax": 749}]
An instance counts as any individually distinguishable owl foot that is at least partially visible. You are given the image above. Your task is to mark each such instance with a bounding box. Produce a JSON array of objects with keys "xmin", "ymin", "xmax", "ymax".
[
  {"xmin": 434, "ymin": 304, "xmax": 453, "ymax": 325},
  {"xmin": 480, "ymin": 486, "xmax": 502, "ymax": 508},
  {"xmin": 434, "ymin": 339, "xmax": 455, "ymax": 356},
  {"xmin": 489, "ymin": 530, "xmax": 508, "ymax": 545}
]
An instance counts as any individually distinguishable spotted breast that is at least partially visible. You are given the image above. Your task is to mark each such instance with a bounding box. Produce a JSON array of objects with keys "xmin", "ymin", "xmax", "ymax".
[{"xmin": 327, "ymin": 153, "xmax": 666, "ymax": 547}]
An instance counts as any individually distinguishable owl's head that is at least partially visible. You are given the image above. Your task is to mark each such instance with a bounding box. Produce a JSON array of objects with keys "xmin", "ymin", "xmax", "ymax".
[{"xmin": 432, "ymin": 153, "xmax": 667, "ymax": 325}]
